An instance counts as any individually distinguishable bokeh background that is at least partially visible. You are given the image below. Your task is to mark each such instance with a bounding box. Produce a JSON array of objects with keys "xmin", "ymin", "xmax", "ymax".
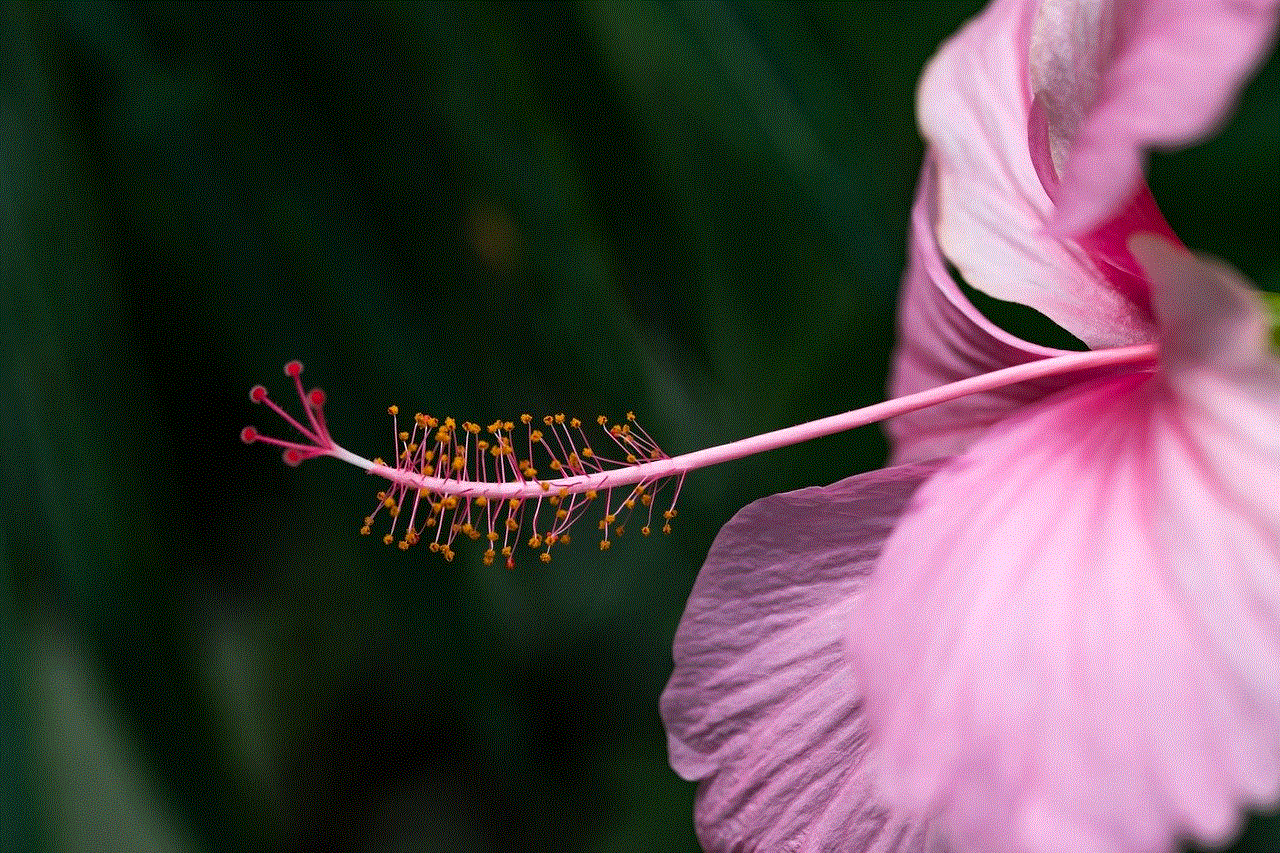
[{"xmin": 2, "ymin": 2, "xmax": 1277, "ymax": 851}]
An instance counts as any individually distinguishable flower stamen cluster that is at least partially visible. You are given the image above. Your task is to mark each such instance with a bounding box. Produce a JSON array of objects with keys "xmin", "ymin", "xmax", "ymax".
[
  {"xmin": 363, "ymin": 406, "xmax": 681, "ymax": 564},
  {"xmin": 242, "ymin": 361, "xmax": 684, "ymax": 566}
]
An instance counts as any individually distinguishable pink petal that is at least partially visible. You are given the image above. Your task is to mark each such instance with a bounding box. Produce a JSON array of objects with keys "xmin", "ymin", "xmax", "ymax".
[
  {"xmin": 919, "ymin": 0, "xmax": 1157, "ymax": 348},
  {"xmin": 848, "ymin": 247, "xmax": 1280, "ymax": 853},
  {"xmin": 661, "ymin": 462, "xmax": 948, "ymax": 853},
  {"xmin": 889, "ymin": 158, "xmax": 1115, "ymax": 463},
  {"xmin": 1044, "ymin": 0, "xmax": 1280, "ymax": 234}
]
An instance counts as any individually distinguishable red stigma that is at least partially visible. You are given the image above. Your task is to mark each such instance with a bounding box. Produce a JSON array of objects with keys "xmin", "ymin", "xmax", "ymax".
[{"xmin": 242, "ymin": 360, "xmax": 337, "ymax": 468}]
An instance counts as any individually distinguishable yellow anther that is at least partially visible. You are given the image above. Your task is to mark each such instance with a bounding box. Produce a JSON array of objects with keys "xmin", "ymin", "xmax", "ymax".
[
  {"xmin": 598, "ymin": 520, "xmax": 607, "ymax": 531},
  {"xmin": 597, "ymin": 415, "xmax": 608, "ymax": 426},
  {"xmin": 442, "ymin": 546, "xmax": 454, "ymax": 562},
  {"xmin": 509, "ymin": 498, "xmax": 521, "ymax": 509},
  {"xmin": 506, "ymin": 518, "xmax": 520, "ymax": 532},
  {"xmin": 384, "ymin": 496, "xmax": 396, "ymax": 508},
  {"xmin": 626, "ymin": 411, "xmax": 635, "ymax": 421},
  {"xmin": 477, "ymin": 440, "xmax": 489, "ymax": 451},
  {"xmin": 475, "ymin": 496, "xmax": 488, "ymax": 507},
  {"xmin": 624, "ymin": 500, "xmax": 635, "ymax": 509},
  {"xmin": 388, "ymin": 405, "xmax": 399, "ymax": 415},
  {"xmin": 543, "ymin": 415, "xmax": 554, "ymax": 426},
  {"xmin": 604, "ymin": 514, "xmax": 616, "ymax": 524},
  {"xmin": 549, "ymin": 495, "xmax": 560, "ymax": 506},
  {"xmin": 521, "ymin": 414, "xmax": 532, "ymax": 424},
  {"xmin": 407, "ymin": 443, "xmax": 418, "ymax": 453},
  {"xmin": 556, "ymin": 508, "xmax": 568, "ymax": 520},
  {"xmin": 399, "ymin": 431, "xmax": 410, "ymax": 441},
  {"xmin": 443, "ymin": 496, "xmax": 458, "ymax": 509},
  {"xmin": 388, "ymin": 506, "xmax": 399, "ymax": 518},
  {"xmin": 501, "ymin": 545, "xmax": 513, "ymax": 557},
  {"xmin": 663, "ymin": 523, "xmax": 672, "ymax": 534},
  {"xmin": 641, "ymin": 526, "xmax": 650, "ymax": 536},
  {"xmin": 452, "ymin": 456, "xmax": 465, "ymax": 472},
  {"xmin": 398, "ymin": 540, "xmax": 409, "ymax": 551},
  {"xmin": 545, "ymin": 533, "xmax": 558, "ymax": 545},
  {"xmin": 444, "ymin": 417, "xmax": 456, "ymax": 429},
  {"xmin": 664, "ymin": 509, "xmax": 676, "ymax": 519},
  {"xmin": 530, "ymin": 430, "xmax": 543, "ymax": 442},
  {"xmin": 585, "ymin": 490, "xmax": 597, "ymax": 500},
  {"xmin": 599, "ymin": 540, "xmax": 611, "ymax": 551},
  {"xmin": 581, "ymin": 448, "xmax": 594, "ymax": 459},
  {"xmin": 429, "ymin": 542, "xmax": 440, "ymax": 552},
  {"xmin": 373, "ymin": 458, "xmax": 385, "ymax": 467},
  {"xmin": 383, "ymin": 533, "xmax": 394, "ymax": 545},
  {"xmin": 360, "ymin": 525, "xmax": 371, "ymax": 536},
  {"xmin": 611, "ymin": 425, "xmax": 622, "ymax": 436},
  {"xmin": 466, "ymin": 422, "xmax": 481, "ymax": 434},
  {"xmin": 426, "ymin": 517, "xmax": 437, "ymax": 527},
  {"xmin": 555, "ymin": 413, "xmax": 565, "ymax": 424},
  {"xmin": 559, "ymin": 534, "xmax": 571, "ymax": 544},
  {"xmin": 626, "ymin": 454, "xmax": 637, "ymax": 463},
  {"xmin": 615, "ymin": 526, "xmax": 625, "ymax": 536},
  {"xmin": 365, "ymin": 515, "xmax": 376, "ymax": 525},
  {"xmin": 539, "ymin": 552, "xmax": 551, "ymax": 564},
  {"xmin": 540, "ymin": 481, "xmax": 550, "ymax": 492},
  {"xmin": 487, "ymin": 530, "xmax": 499, "ymax": 542},
  {"xmin": 549, "ymin": 459, "xmax": 562, "ymax": 471},
  {"xmin": 641, "ymin": 494, "xmax": 652, "ymax": 506},
  {"xmin": 483, "ymin": 552, "xmax": 495, "ymax": 566},
  {"xmin": 504, "ymin": 421, "xmax": 514, "ymax": 431},
  {"xmin": 570, "ymin": 417, "xmax": 582, "ymax": 429},
  {"xmin": 418, "ymin": 488, "xmax": 430, "ymax": 497},
  {"xmin": 528, "ymin": 534, "xmax": 542, "ymax": 548}
]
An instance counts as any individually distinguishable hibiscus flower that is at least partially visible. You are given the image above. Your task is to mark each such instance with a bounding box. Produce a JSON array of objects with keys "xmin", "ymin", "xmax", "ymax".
[{"xmin": 661, "ymin": 2, "xmax": 1280, "ymax": 852}]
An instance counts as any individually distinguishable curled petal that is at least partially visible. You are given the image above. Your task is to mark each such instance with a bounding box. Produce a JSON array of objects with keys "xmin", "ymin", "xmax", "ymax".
[
  {"xmin": 848, "ymin": 249, "xmax": 1280, "ymax": 853},
  {"xmin": 889, "ymin": 159, "xmax": 1116, "ymax": 463},
  {"xmin": 1043, "ymin": 0, "xmax": 1280, "ymax": 234},
  {"xmin": 661, "ymin": 462, "xmax": 947, "ymax": 853},
  {"xmin": 918, "ymin": 0, "xmax": 1157, "ymax": 348}
]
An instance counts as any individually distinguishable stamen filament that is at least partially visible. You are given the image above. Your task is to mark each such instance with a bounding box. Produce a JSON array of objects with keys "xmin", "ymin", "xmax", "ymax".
[
  {"xmin": 327, "ymin": 342, "xmax": 1157, "ymax": 498},
  {"xmin": 245, "ymin": 344, "xmax": 1157, "ymax": 558}
]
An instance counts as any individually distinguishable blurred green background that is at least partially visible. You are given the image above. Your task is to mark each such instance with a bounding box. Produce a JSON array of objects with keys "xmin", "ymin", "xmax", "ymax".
[{"xmin": 2, "ymin": 2, "xmax": 1276, "ymax": 851}]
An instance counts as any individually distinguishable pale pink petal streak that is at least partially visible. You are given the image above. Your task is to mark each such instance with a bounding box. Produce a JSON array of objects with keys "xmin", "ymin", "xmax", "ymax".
[
  {"xmin": 848, "ymin": 243, "xmax": 1280, "ymax": 853},
  {"xmin": 661, "ymin": 462, "xmax": 949, "ymax": 853}
]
